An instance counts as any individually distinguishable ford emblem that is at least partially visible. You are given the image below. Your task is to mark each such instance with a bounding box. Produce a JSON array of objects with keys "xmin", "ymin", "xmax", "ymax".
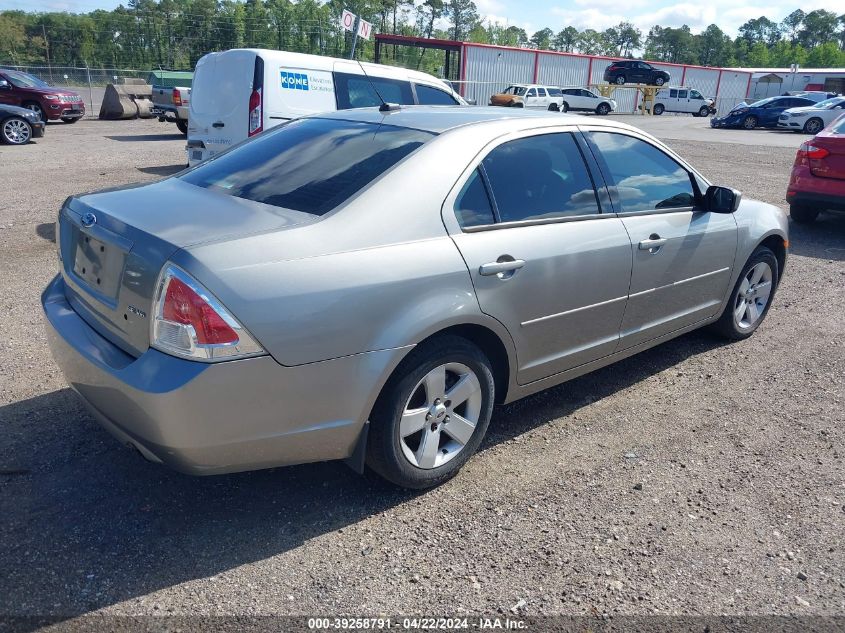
[{"xmin": 81, "ymin": 212, "xmax": 97, "ymax": 228}]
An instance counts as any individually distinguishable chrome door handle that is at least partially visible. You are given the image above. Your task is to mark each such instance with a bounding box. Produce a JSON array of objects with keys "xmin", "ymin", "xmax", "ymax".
[
  {"xmin": 638, "ymin": 236, "xmax": 667, "ymax": 251},
  {"xmin": 479, "ymin": 259, "xmax": 525, "ymax": 276}
]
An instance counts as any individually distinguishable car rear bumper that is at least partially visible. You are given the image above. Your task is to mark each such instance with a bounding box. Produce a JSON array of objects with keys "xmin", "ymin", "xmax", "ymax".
[
  {"xmin": 786, "ymin": 190, "xmax": 845, "ymax": 212},
  {"xmin": 787, "ymin": 164, "xmax": 845, "ymax": 212},
  {"xmin": 42, "ymin": 274, "xmax": 402, "ymax": 475}
]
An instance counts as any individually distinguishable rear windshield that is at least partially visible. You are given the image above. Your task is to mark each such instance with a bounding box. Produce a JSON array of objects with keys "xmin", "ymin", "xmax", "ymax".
[{"xmin": 181, "ymin": 117, "xmax": 435, "ymax": 216}]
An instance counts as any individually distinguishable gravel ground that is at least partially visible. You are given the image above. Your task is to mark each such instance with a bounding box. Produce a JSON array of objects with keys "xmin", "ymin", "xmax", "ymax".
[{"xmin": 0, "ymin": 117, "xmax": 844, "ymax": 628}]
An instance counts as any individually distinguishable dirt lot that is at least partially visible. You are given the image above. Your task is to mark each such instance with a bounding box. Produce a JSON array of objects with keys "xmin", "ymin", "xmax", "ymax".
[{"xmin": 1, "ymin": 116, "xmax": 844, "ymax": 628}]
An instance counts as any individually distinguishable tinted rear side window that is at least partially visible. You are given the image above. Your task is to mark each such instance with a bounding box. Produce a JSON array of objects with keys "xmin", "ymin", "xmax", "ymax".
[
  {"xmin": 455, "ymin": 169, "xmax": 495, "ymax": 227},
  {"xmin": 482, "ymin": 133, "xmax": 599, "ymax": 222},
  {"xmin": 181, "ymin": 118, "xmax": 434, "ymax": 216},
  {"xmin": 415, "ymin": 84, "xmax": 459, "ymax": 105},
  {"xmin": 334, "ymin": 72, "xmax": 414, "ymax": 109}
]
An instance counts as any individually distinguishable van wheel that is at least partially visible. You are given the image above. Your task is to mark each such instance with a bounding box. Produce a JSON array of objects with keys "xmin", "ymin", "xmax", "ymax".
[
  {"xmin": 596, "ymin": 103, "xmax": 610, "ymax": 115},
  {"xmin": 698, "ymin": 106, "xmax": 710, "ymax": 117},
  {"xmin": 366, "ymin": 336, "xmax": 495, "ymax": 489},
  {"xmin": 653, "ymin": 103, "xmax": 664, "ymax": 115},
  {"xmin": 615, "ymin": 75, "xmax": 626, "ymax": 85}
]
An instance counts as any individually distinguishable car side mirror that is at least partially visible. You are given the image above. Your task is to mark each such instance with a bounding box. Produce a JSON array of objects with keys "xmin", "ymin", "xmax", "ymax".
[
  {"xmin": 0, "ymin": 80, "xmax": 10, "ymax": 90},
  {"xmin": 706, "ymin": 185, "xmax": 741, "ymax": 213}
]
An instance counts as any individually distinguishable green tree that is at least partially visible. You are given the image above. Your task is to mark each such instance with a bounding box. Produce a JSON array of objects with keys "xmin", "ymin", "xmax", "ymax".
[
  {"xmin": 780, "ymin": 9, "xmax": 804, "ymax": 44},
  {"xmin": 552, "ymin": 26, "xmax": 578, "ymax": 52},
  {"xmin": 806, "ymin": 42, "xmax": 845, "ymax": 68},
  {"xmin": 530, "ymin": 27, "xmax": 553, "ymax": 50},
  {"xmin": 446, "ymin": 0, "xmax": 478, "ymax": 42},
  {"xmin": 746, "ymin": 41, "xmax": 770, "ymax": 66},
  {"xmin": 798, "ymin": 9, "xmax": 839, "ymax": 48},
  {"xmin": 696, "ymin": 24, "xmax": 731, "ymax": 67}
]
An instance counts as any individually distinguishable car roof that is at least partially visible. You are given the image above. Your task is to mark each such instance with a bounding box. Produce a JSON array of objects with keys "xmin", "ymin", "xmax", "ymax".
[{"xmin": 311, "ymin": 105, "xmax": 637, "ymax": 135}]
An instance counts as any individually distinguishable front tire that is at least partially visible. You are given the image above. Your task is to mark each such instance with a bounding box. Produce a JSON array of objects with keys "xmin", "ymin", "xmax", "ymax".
[
  {"xmin": 24, "ymin": 101, "xmax": 46, "ymax": 122},
  {"xmin": 654, "ymin": 76, "xmax": 665, "ymax": 86},
  {"xmin": 1, "ymin": 116, "xmax": 33, "ymax": 145},
  {"xmin": 803, "ymin": 118, "xmax": 824, "ymax": 135},
  {"xmin": 711, "ymin": 247, "xmax": 779, "ymax": 340},
  {"xmin": 698, "ymin": 106, "xmax": 710, "ymax": 117},
  {"xmin": 742, "ymin": 115, "xmax": 758, "ymax": 130},
  {"xmin": 366, "ymin": 336, "xmax": 495, "ymax": 489},
  {"xmin": 790, "ymin": 204, "xmax": 819, "ymax": 224},
  {"xmin": 596, "ymin": 102, "xmax": 611, "ymax": 115}
]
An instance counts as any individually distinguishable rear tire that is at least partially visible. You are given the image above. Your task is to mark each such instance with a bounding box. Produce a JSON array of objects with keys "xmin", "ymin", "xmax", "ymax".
[
  {"xmin": 366, "ymin": 336, "xmax": 495, "ymax": 489},
  {"xmin": 561, "ymin": 101, "xmax": 569, "ymax": 113},
  {"xmin": 176, "ymin": 118, "xmax": 188, "ymax": 136},
  {"xmin": 711, "ymin": 247, "xmax": 779, "ymax": 340},
  {"xmin": 653, "ymin": 103, "xmax": 665, "ymax": 115},
  {"xmin": 790, "ymin": 204, "xmax": 819, "ymax": 224}
]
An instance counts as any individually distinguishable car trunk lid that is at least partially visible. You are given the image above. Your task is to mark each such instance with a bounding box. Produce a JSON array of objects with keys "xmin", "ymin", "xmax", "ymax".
[{"xmin": 57, "ymin": 178, "xmax": 318, "ymax": 356}]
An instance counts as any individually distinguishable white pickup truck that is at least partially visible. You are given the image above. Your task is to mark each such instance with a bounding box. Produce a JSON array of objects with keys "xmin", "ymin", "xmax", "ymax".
[{"xmin": 148, "ymin": 71, "xmax": 192, "ymax": 136}]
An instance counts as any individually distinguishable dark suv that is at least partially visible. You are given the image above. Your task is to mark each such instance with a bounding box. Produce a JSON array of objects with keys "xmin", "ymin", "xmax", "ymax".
[
  {"xmin": 0, "ymin": 69, "xmax": 85, "ymax": 123},
  {"xmin": 603, "ymin": 60, "xmax": 670, "ymax": 86}
]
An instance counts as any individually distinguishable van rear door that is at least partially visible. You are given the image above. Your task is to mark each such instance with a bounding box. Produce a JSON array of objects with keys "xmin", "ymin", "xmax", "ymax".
[{"xmin": 187, "ymin": 50, "xmax": 256, "ymax": 165}]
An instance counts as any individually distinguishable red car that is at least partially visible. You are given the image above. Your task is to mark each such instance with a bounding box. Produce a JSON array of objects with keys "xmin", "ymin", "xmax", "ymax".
[
  {"xmin": 0, "ymin": 68, "xmax": 85, "ymax": 123},
  {"xmin": 786, "ymin": 113, "xmax": 845, "ymax": 223}
]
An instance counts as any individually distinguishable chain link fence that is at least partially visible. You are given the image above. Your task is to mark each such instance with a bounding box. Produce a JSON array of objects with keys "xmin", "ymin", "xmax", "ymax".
[{"xmin": 0, "ymin": 63, "xmax": 188, "ymax": 117}]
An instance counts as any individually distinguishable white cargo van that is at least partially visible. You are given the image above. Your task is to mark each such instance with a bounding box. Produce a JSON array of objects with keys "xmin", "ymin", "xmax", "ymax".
[
  {"xmin": 187, "ymin": 49, "xmax": 465, "ymax": 165},
  {"xmin": 652, "ymin": 87, "xmax": 714, "ymax": 117}
]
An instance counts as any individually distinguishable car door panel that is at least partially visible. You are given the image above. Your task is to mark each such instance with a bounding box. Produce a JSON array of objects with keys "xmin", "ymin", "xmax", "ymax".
[
  {"xmin": 618, "ymin": 211, "xmax": 737, "ymax": 348},
  {"xmin": 583, "ymin": 129, "xmax": 738, "ymax": 349},
  {"xmin": 444, "ymin": 131, "xmax": 634, "ymax": 385},
  {"xmin": 452, "ymin": 220, "xmax": 632, "ymax": 383}
]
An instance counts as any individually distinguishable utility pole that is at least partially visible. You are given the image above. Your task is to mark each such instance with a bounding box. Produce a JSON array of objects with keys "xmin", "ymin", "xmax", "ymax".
[{"xmin": 42, "ymin": 24, "xmax": 54, "ymax": 83}]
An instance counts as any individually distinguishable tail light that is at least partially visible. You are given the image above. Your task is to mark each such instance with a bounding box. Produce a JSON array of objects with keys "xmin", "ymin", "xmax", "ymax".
[
  {"xmin": 172, "ymin": 88, "xmax": 183, "ymax": 107},
  {"xmin": 797, "ymin": 142, "xmax": 829, "ymax": 160},
  {"xmin": 151, "ymin": 264, "xmax": 263, "ymax": 362},
  {"xmin": 248, "ymin": 88, "xmax": 262, "ymax": 137}
]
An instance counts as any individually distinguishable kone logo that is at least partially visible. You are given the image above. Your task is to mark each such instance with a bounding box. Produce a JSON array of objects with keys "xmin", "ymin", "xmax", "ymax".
[{"xmin": 280, "ymin": 71, "xmax": 309, "ymax": 91}]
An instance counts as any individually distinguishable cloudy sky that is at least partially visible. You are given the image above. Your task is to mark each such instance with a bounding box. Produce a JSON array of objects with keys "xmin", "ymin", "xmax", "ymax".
[{"xmin": 1, "ymin": 0, "xmax": 834, "ymax": 37}]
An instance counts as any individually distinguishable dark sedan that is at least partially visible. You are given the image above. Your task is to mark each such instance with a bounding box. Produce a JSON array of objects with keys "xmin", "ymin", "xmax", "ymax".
[
  {"xmin": 711, "ymin": 96, "xmax": 815, "ymax": 130},
  {"xmin": 0, "ymin": 103, "xmax": 45, "ymax": 144}
]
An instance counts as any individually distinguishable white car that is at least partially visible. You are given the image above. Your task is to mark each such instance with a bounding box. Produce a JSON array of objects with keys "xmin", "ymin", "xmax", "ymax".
[
  {"xmin": 489, "ymin": 84, "xmax": 565, "ymax": 111},
  {"xmin": 560, "ymin": 87, "xmax": 616, "ymax": 115},
  {"xmin": 652, "ymin": 87, "xmax": 714, "ymax": 117},
  {"xmin": 777, "ymin": 96, "xmax": 845, "ymax": 134}
]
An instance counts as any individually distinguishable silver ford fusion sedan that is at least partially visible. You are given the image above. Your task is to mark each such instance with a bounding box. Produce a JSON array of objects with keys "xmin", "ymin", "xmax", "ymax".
[{"xmin": 43, "ymin": 106, "xmax": 788, "ymax": 489}]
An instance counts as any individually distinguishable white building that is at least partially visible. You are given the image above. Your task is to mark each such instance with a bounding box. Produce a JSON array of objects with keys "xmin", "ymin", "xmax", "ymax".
[{"xmin": 739, "ymin": 68, "xmax": 845, "ymax": 99}]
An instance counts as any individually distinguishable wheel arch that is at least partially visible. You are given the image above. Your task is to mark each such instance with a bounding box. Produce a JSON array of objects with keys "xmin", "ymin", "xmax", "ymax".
[{"xmin": 759, "ymin": 233, "xmax": 787, "ymax": 278}]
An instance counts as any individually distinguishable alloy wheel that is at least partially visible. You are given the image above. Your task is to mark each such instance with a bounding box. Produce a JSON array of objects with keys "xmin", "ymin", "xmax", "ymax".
[
  {"xmin": 733, "ymin": 262, "xmax": 773, "ymax": 330},
  {"xmin": 398, "ymin": 362, "xmax": 482, "ymax": 470},
  {"xmin": 3, "ymin": 118, "xmax": 31, "ymax": 144},
  {"xmin": 804, "ymin": 118, "xmax": 823, "ymax": 135}
]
